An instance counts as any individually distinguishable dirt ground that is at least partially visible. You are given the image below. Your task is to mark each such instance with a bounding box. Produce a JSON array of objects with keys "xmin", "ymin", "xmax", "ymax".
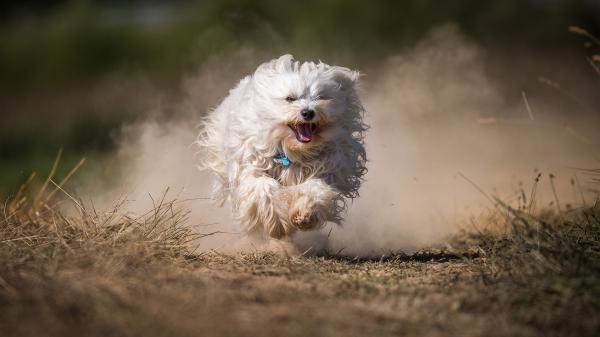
[{"xmin": 1, "ymin": 194, "xmax": 599, "ymax": 337}]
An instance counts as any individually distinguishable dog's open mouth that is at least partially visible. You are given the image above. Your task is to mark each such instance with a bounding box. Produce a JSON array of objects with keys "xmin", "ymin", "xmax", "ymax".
[{"xmin": 288, "ymin": 123, "xmax": 318, "ymax": 143}]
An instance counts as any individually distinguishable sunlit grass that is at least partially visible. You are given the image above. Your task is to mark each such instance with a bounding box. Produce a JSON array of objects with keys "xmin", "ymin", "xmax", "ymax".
[{"xmin": 1, "ymin": 163, "xmax": 598, "ymax": 337}]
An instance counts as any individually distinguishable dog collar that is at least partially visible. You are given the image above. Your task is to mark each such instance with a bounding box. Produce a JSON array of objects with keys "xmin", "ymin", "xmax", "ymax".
[{"xmin": 274, "ymin": 153, "xmax": 291, "ymax": 167}]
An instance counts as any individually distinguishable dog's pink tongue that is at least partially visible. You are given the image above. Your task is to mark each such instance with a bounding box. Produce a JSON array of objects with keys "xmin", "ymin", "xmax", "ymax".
[{"xmin": 297, "ymin": 124, "xmax": 313, "ymax": 142}]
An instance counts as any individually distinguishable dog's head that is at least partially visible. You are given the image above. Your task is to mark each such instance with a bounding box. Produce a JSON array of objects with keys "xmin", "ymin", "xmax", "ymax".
[{"xmin": 250, "ymin": 55, "xmax": 364, "ymax": 157}]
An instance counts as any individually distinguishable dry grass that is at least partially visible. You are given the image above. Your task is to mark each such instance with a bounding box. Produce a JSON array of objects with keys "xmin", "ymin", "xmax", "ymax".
[{"xmin": 1, "ymin": 167, "xmax": 599, "ymax": 337}]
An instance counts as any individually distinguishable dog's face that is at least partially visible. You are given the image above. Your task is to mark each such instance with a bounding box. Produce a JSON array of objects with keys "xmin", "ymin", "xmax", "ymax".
[{"xmin": 251, "ymin": 55, "xmax": 361, "ymax": 156}]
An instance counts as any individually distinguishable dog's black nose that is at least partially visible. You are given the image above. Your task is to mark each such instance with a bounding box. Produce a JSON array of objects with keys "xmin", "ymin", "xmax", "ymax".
[{"xmin": 300, "ymin": 109, "xmax": 315, "ymax": 121}]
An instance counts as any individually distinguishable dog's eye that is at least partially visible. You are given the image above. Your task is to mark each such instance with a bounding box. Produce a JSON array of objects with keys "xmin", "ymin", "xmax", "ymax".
[
  {"xmin": 285, "ymin": 96, "xmax": 297, "ymax": 102},
  {"xmin": 315, "ymin": 95, "xmax": 329, "ymax": 101}
]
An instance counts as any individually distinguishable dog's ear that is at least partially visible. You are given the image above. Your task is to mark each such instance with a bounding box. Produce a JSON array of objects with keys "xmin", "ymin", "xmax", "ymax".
[
  {"xmin": 330, "ymin": 67, "xmax": 360, "ymax": 92},
  {"xmin": 255, "ymin": 54, "xmax": 297, "ymax": 76}
]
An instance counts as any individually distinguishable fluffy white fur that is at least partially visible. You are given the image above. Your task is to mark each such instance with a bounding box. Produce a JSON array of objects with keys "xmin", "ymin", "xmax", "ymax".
[{"xmin": 197, "ymin": 54, "xmax": 367, "ymax": 245}]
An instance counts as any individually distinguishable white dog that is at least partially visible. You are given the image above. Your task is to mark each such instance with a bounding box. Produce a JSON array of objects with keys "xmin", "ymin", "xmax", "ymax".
[{"xmin": 197, "ymin": 55, "xmax": 367, "ymax": 249}]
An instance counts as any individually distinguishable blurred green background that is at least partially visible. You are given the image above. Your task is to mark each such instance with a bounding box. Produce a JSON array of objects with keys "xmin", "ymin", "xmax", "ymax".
[{"xmin": 1, "ymin": 0, "xmax": 599, "ymax": 196}]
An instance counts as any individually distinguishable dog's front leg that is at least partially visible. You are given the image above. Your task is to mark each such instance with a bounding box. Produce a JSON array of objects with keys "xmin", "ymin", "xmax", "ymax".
[
  {"xmin": 235, "ymin": 174, "xmax": 293, "ymax": 239},
  {"xmin": 277, "ymin": 178, "xmax": 339, "ymax": 231}
]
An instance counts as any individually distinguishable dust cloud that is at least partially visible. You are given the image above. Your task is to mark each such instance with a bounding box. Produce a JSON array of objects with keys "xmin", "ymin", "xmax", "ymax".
[{"xmin": 84, "ymin": 25, "xmax": 599, "ymax": 256}]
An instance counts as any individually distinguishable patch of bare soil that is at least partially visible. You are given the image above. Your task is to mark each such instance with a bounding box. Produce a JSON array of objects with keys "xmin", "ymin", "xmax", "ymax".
[{"xmin": 1, "ymin": 192, "xmax": 599, "ymax": 337}]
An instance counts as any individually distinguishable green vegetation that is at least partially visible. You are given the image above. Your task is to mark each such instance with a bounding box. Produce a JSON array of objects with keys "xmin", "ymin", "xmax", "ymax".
[
  {"xmin": 1, "ymin": 0, "xmax": 598, "ymax": 196},
  {"xmin": 1, "ymin": 0, "xmax": 598, "ymax": 87}
]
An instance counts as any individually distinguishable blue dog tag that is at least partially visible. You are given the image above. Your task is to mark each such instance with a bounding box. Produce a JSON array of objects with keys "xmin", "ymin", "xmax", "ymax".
[{"xmin": 274, "ymin": 154, "xmax": 291, "ymax": 167}]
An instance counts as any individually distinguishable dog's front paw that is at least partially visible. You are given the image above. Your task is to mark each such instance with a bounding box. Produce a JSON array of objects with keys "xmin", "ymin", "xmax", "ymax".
[
  {"xmin": 290, "ymin": 207, "xmax": 317, "ymax": 230},
  {"xmin": 289, "ymin": 196, "xmax": 324, "ymax": 231}
]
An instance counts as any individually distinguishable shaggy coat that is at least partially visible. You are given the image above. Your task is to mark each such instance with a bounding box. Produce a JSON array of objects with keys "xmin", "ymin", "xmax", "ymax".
[{"xmin": 197, "ymin": 55, "xmax": 367, "ymax": 239}]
